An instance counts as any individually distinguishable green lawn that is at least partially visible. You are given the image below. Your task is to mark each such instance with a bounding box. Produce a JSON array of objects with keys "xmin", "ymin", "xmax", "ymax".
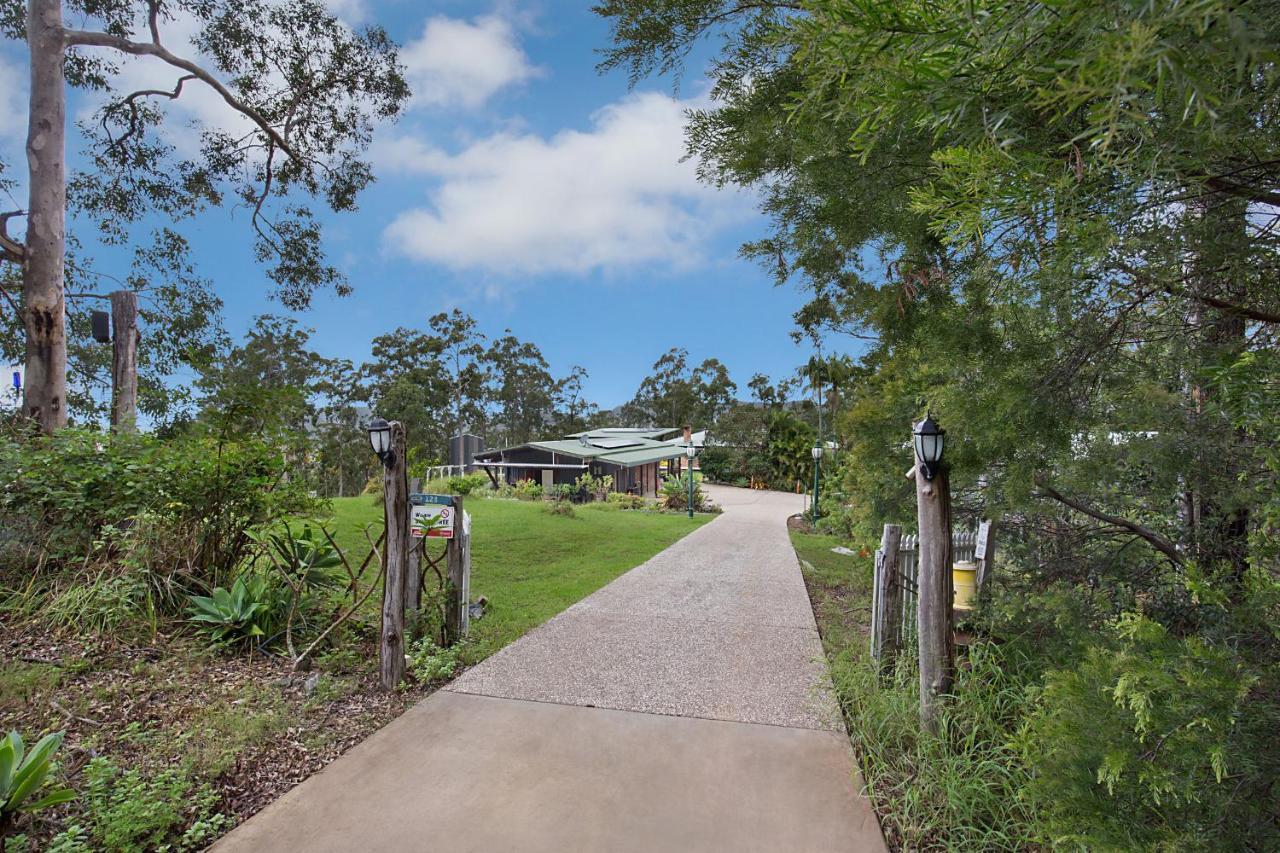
[
  {"xmin": 317, "ymin": 496, "xmax": 714, "ymax": 661},
  {"xmin": 789, "ymin": 531, "xmax": 875, "ymax": 655}
]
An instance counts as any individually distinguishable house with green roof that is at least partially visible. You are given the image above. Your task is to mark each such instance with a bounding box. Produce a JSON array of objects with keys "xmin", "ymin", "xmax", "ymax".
[{"xmin": 473, "ymin": 426, "xmax": 693, "ymax": 498}]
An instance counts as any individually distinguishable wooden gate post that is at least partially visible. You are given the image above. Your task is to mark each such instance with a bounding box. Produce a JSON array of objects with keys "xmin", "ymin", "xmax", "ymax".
[
  {"xmin": 915, "ymin": 463, "xmax": 954, "ymax": 733},
  {"xmin": 109, "ymin": 290, "xmax": 138, "ymax": 432},
  {"xmin": 445, "ymin": 495, "xmax": 466, "ymax": 644},
  {"xmin": 405, "ymin": 477, "xmax": 422, "ymax": 618},
  {"xmin": 872, "ymin": 523, "xmax": 904, "ymax": 672},
  {"xmin": 378, "ymin": 422, "xmax": 409, "ymax": 690}
]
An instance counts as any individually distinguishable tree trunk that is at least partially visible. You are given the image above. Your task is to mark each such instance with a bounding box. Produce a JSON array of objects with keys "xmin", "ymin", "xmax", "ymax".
[
  {"xmin": 916, "ymin": 464, "xmax": 953, "ymax": 734},
  {"xmin": 378, "ymin": 422, "xmax": 408, "ymax": 690},
  {"xmin": 23, "ymin": 0, "xmax": 68, "ymax": 433},
  {"xmin": 110, "ymin": 289, "xmax": 138, "ymax": 432}
]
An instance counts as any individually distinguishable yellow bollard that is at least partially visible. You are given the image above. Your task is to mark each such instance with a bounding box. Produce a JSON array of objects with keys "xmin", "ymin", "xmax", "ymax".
[{"xmin": 952, "ymin": 560, "xmax": 978, "ymax": 611}]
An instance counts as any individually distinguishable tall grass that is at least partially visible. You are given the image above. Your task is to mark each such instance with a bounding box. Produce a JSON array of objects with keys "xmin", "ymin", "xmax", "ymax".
[{"xmin": 831, "ymin": 643, "xmax": 1040, "ymax": 851}]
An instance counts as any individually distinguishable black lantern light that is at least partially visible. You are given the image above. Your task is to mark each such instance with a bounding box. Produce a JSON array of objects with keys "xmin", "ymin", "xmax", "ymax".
[
  {"xmin": 367, "ymin": 417, "xmax": 395, "ymax": 468},
  {"xmin": 913, "ymin": 414, "xmax": 946, "ymax": 480}
]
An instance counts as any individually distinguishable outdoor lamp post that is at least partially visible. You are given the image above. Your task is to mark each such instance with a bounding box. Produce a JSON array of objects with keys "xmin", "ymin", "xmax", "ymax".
[
  {"xmin": 685, "ymin": 443, "xmax": 697, "ymax": 518},
  {"xmin": 811, "ymin": 445, "xmax": 822, "ymax": 522},
  {"xmin": 367, "ymin": 417, "xmax": 395, "ymax": 468},
  {"xmin": 912, "ymin": 414, "xmax": 946, "ymax": 481}
]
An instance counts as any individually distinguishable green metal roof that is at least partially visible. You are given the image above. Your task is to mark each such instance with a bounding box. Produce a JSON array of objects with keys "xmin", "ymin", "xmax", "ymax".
[{"xmin": 477, "ymin": 436, "xmax": 686, "ymax": 468}]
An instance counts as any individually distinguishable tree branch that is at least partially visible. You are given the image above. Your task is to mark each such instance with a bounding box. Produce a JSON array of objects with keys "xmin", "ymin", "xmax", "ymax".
[
  {"xmin": 1111, "ymin": 260, "xmax": 1280, "ymax": 325},
  {"xmin": 1206, "ymin": 176, "xmax": 1280, "ymax": 209},
  {"xmin": 0, "ymin": 210, "xmax": 26, "ymax": 263},
  {"xmin": 1035, "ymin": 480, "xmax": 1184, "ymax": 566},
  {"xmin": 64, "ymin": 28, "xmax": 297, "ymax": 161}
]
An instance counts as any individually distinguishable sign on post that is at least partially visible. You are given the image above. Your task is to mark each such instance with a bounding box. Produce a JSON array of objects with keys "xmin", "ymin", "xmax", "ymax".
[{"xmin": 410, "ymin": 493, "xmax": 456, "ymax": 539}]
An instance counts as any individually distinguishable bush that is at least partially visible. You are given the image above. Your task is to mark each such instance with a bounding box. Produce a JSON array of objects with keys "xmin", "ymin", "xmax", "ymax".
[
  {"xmin": 544, "ymin": 501, "xmax": 576, "ymax": 518},
  {"xmin": 0, "ymin": 426, "xmax": 316, "ymax": 591},
  {"xmin": 605, "ymin": 492, "xmax": 646, "ymax": 510},
  {"xmin": 508, "ymin": 479, "xmax": 542, "ymax": 501},
  {"xmin": 443, "ymin": 473, "xmax": 489, "ymax": 496},
  {"xmin": 697, "ymin": 446, "xmax": 736, "ymax": 482},
  {"xmin": 1017, "ymin": 612, "xmax": 1278, "ymax": 850}
]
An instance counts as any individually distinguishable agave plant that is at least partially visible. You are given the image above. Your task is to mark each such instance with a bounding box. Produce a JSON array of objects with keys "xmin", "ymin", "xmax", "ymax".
[
  {"xmin": 187, "ymin": 576, "xmax": 273, "ymax": 647},
  {"xmin": 0, "ymin": 730, "xmax": 75, "ymax": 840}
]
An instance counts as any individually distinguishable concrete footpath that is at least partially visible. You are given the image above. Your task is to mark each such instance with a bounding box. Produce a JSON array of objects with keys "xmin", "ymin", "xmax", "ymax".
[{"xmin": 213, "ymin": 485, "xmax": 886, "ymax": 852}]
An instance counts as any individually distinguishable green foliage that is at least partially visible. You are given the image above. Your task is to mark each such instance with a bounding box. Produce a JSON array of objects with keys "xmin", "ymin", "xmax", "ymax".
[
  {"xmin": 605, "ymin": 492, "xmax": 646, "ymax": 510},
  {"xmin": 0, "ymin": 427, "xmax": 316, "ymax": 586},
  {"xmin": 695, "ymin": 446, "xmax": 734, "ymax": 482},
  {"xmin": 659, "ymin": 474, "xmax": 711, "ymax": 512},
  {"xmin": 79, "ymin": 758, "xmax": 226, "ymax": 853},
  {"xmin": 443, "ymin": 473, "xmax": 490, "ymax": 496},
  {"xmin": 407, "ymin": 638, "xmax": 464, "ymax": 683},
  {"xmin": 574, "ymin": 472, "xmax": 615, "ymax": 496},
  {"xmin": 544, "ymin": 501, "xmax": 576, "ymax": 518},
  {"xmin": 186, "ymin": 575, "xmax": 281, "ymax": 649},
  {"xmin": 1017, "ymin": 612, "xmax": 1278, "ymax": 850},
  {"xmin": 0, "ymin": 731, "xmax": 75, "ymax": 839},
  {"xmin": 503, "ymin": 479, "xmax": 543, "ymax": 501}
]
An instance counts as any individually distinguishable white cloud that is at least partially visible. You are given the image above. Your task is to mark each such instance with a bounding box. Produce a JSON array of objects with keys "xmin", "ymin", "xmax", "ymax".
[
  {"xmin": 401, "ymin": 14, "xmax": 540, "ymax": 110},
  {"xmin": 381, "ymin": 92, "xmax": 748, "ymax": 276}
]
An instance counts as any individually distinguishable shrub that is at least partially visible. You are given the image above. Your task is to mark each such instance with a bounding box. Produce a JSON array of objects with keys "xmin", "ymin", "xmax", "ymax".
[
  {"xmin": 0, "ymin": 426, "xmax": 316, "ymax": 589},
  {"xmin": 544, "ymin": 501, "xmax": 576, "ymax": 518},
  {"xmin": 509, "ymin": 479, "xmax": 542, "ymax": 501},
  {"xmin": 443, "ymin": 473, "xmax": 489, "ymax": 496},
  {"xmin": 1017, "ymin": 612, "xmax": 1278, "ymax": 850},
  {"xmin": 605, "ymin": 492, "xmax": 646, "ymax": 510},
  {"xmin": 0, "ymin": 730, "xmax": 76, "ymax": 842},
  {"xmin": 697, "ymin": 446, "xmax": 736, "ymax": 482}
]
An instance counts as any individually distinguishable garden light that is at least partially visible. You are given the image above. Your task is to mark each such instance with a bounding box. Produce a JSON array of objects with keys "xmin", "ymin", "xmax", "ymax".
[
  {"xmin": 367, "ymin": 416, "xmax": 395, "ymax": 468},
  {"xmin": 913, "ymin": 414, "xmax": 946, "ymax": 481}
]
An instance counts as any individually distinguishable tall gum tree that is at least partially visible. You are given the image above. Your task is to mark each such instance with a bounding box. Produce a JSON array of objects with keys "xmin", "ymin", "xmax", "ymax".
[{"xmin": 2, "ymin": 0, "xmax": 408, "ymax": 431}]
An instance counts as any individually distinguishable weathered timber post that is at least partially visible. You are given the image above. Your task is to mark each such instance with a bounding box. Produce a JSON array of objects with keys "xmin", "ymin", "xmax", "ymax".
[
  {"xmin": 445, "ymin": 495, "xmax": 466, "ymax": 644},
  {"xmin": 915, "ymin": 463, "xmax": 954, "ymax": 733},
  {"xmin": 378, "ymin": 421, "xmax": 408, "ymax": 690},
  {"xmin": 405, "ymin": 476, "xmax": 422, "ymax": 618},
  {"xmin": 872, "ymin": 523, "xmax": 904, "ymax": 671},
  {"xmin": 109, "ymin": 290, "xmax": 138, "ymax": 432},
  {"xmin": 974, "ymin": 520, "xmax": 995, "ymax": 592}
]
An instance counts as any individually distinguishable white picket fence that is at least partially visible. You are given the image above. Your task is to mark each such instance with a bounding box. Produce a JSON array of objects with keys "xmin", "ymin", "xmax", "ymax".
[{"xmin": 871, "ymin": 530, "xmax": 978, "ymax": 654}]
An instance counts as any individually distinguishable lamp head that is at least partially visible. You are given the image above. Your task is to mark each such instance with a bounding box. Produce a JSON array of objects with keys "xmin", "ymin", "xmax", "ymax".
[
  {"xmin": 367, "ymin": 417, "xmax": 395, "ymax": 467},
  {"xmin": 912, "ymin": 414, "xmax": 945, "ymax": 480}
]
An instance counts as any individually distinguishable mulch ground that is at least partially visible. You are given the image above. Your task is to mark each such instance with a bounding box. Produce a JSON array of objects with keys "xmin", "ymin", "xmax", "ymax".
[{"xmin": 0, "ymin": 620, "xmax": 436, "ymax": 846}]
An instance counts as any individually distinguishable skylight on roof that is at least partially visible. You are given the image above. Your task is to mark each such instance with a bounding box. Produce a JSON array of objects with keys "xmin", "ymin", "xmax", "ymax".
[{"xmin": 589, "ymin": 439, "xmax": 643, "ymax": 449}]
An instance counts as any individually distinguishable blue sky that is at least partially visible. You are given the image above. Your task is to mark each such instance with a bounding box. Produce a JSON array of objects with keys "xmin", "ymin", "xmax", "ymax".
[{"xmin": 4, "ymin": 1, "xmax": 865, "ymax": 410}]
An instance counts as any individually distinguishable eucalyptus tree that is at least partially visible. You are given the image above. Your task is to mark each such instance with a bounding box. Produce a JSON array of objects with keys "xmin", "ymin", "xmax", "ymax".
[
  {"xmin": 486, "ymin": 331, "xmax": 555, "ymax": 446},
  {"xmin": 1, "ymin": 0, "xmax": 407, "ymax": 432}
]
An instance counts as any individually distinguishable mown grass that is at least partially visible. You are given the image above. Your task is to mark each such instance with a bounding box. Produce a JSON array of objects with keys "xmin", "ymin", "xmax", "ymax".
[
  {"xmin": 791, "ymin": 531, "xmax": 1038, "ymax": 852},
  {"xmin": 317, "ymin": 496, "xmax": 714, "ymax": 661}
]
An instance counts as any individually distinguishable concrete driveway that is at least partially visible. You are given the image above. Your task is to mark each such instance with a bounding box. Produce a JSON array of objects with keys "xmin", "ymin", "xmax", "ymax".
[{"xmin": 213, "ymin": 486, "xmax": 886, "ymax": 853}]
